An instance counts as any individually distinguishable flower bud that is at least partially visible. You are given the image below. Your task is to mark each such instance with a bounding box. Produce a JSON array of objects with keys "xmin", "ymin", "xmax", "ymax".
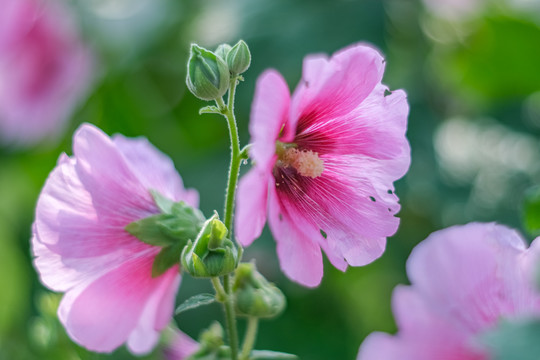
[
  {"xmin": 233, "ymin": 262, "xmax": 286, "ymax": 319},
  {"xmin": 186, "ymin": 44, "xmax": 230, "ymax": 101},
  {"xmin": 226, "ymin": 40, "xmax": 251, "ymax": 75},
  {"xmin": 181, "ymin": 214, "xmax": 239, "ymax": 278},
  {"xmin": 214, "ymin": 43, "xmax": 232, "ymax": 61},
  {"xmin": 188, "ymin": 322, "xmax": 230, "ymax": 360}
]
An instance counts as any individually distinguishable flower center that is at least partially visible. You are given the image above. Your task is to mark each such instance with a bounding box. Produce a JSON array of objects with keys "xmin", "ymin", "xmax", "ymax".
[{"xmin": 275, "ymin": 141, "xmax": 324, "ymax": 178}]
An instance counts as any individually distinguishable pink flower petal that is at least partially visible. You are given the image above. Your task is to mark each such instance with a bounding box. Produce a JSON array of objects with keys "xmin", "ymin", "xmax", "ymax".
[
  {"xmin": 163, "ymin": 329, "xmax": 199, "ymax": 360},
  {"xmin": 113, "ymin": 135, "xmax": 198, "ymax": 207},
  {"xmin": 35, "ymin": 130, "xmax": 151, "ymax": 258},
  {"xmin": 235, "ymin": 169, "xmax": 271, "ymax": 246},
  {"xmin": 127, "ymin": 269, "xmax": 181, "ymax": 354},
  {"xmin": 268, "ymin": 186, "xmax": 323, "ymax": 287},
  {"xmin": 249, "ymin": 70, "xmax": 290, "ymax": 170},
  {"xmin": 73, "ymin": 124, "xmax": 155, "ymax": 221},
  {"xmin": 60, "ymin": 254, "xmax": 179, "ymax": 354},
  {"xmin": 295, "ymin": 85, "xmax": 409, "ymax": 162},
  {"xmin": 289, "ymin": 44, "xmax": 385, "ymax": 139},
  {"xmin": 357, "ymin": 223, "xmax": 540, "ymax": 360},
  {"xmin": 407, "ymin": 223, "xmax": 528, "ymax": 332},
  {"xmin": 273, "ymin": 163, "xmax": 398, "ymax": 267},
  {"xmin": 236, "ymin": 70, "xmax": 290, "ymax": 246}
]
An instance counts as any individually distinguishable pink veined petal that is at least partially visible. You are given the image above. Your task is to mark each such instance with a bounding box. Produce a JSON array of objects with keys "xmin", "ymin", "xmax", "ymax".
[
  {"xmin": 34, "ymin": 144, "xmax": 150, "ymax": 259},
  {"xmin": 295, "ymin": 85, "xmax": 410, "ymax": 163},
  {"xmin": 249, "ymin": 69, "xmax": 291, "ymax": 169},
  {"xmin": 268, "ymin": 185, "xmax": 323, "ymax": 287},
  {"xmin": 289, "ymin": 44, "xmax": 385, "ymax": 139},
  {"xmin": 113, "ymin": 135, "xmax": 198, "ymax": 207},
  {"xmin": 73, "ymin": 124, "xmax": 157, "ymax": 223},
  {"xmin": 127, "ymin": 267, "xmax": 181, "ymax": 354},
  {"xmin": 32, "ymin": 230, "xmax": 129, "ymax": 292},
  {"xmin": 273, "ymin": 162, "xmax": 398, "ymax": 268},
  {"xmin": 235, "ymin": 168, "xmax": 271, "ymax": 246},
  {"xmin": 60, "ymin": 252, "xmax": 167, "ymax": 353}
]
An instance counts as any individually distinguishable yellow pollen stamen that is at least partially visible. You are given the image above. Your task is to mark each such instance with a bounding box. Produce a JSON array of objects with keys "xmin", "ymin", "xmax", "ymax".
[{"xmin": 276, "ymin": 142, "xmax": 324, "ymax": 178}]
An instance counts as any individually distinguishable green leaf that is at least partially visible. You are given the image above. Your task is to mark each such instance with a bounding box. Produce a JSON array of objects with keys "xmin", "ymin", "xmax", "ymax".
[
  {"xmin": 151, "ymin": 242, "xmax": 184, "ymax": 277},
  {"xmin": 126, "ymin": 197, "xmax": 205, "ymax": 248},
  {"xmin": 199, "ymin": 105, "xmax": 221, "ymax": 114},
  {"xmin": 250, "ymin": 350, "xmax": 299, "ymax": 359},
  {"xmin": 523, "ymin": 185, "xmax": 540, "ymax": 235},
  {"xmin": 175, "ymin": 293, "xmax": 216, "ymax": 315},
  {"xmin": 125, "ymin": 214, "xmax": 176, "ymax": 247},
  {"xmin": 481, "ymin": 318, "xmax": 540, "ymax": 360},
  {"xmin": 150, "ymin": 189, "xmax": 175, "ymax": 214}
]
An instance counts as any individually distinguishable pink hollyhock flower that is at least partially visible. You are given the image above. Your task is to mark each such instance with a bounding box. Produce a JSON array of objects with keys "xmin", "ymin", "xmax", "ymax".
[
  {"xmin": 32, "ymin": 123, "xmax": 199, "ymax": 354},
  {"xmin": 357, "ymin": 222, "xmax": 540, "ymax": 360},
  {"xmin": 163, "ymin": 329, "xmax": 199, "ymax": 360},
  {"xmin": 235, "ymin": 44, "xmax": 410, "ymax": 287},
  {"xmin": 0, "ymin": 0, "xmax": 93, "ymax": 147}
]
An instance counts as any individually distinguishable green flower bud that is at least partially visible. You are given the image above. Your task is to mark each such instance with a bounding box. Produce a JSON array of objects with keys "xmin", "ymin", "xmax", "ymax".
[
  {"xmin": 186, "ymin": 44, "xmax": 230, "ymax": 101},
  {"xmin": 233, "ymin": 262, "xmax": 286, "ymax": 319},
  {"xmin": 187, "ymin": 322, "xmax": 229, "ymax": 360},
  {"xmin": 226, "ymin": 40, "xmax": 251, "ymax": 75},
  {"xmin": 214, "ymin": 43, "xmax": 232, "ymax": 61},
  {"xmin": 181, "ymin": 214, "xmax": 239, "ymax": 278}
]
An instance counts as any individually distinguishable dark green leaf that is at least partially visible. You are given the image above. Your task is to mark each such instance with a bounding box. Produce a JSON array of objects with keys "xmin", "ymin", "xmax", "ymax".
[
  {"xmin": 158, "ymin": 214, "xmax": 202, "ymax": 241},
  {"xmin": 125, "ymin": 214, "xmax": 176, "ymax": 247},
  {"xmin": 523, "ymin": 185, "xmax": 540, "ymax": 235},
  {"xmin": 150, "ymin": 189, "xmax": 176, "ymax": 214},
  {"xmin": 175, "ymin": 293, "xmax": 216, "ymax": 315},
  {"xmin": 152, "ymin": 242, "xmax": 183, "ymax": 277}
]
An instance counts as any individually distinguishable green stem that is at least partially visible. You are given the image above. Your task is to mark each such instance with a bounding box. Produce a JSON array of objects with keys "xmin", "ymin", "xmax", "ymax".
[
  {"xmin": 223, "ymin": 274, "xmax": 239, "ymax": 360},
  {"xmin": 214, "ymin": 77, "xmax": 243, "ymax": 360},
  {"xmin": 222, "ymin": 77, "xmax": 241, "ymax": 234},
  {"xmin": 211, "ymin": 277, "xmax": 226, "ymax": 302},
  {"xmin": 240, "ymin": 317, "xmax": 259, "ymax": 360}
]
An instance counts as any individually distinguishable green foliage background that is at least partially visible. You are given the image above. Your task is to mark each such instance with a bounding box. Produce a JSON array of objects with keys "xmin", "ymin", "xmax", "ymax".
[{"xmin": 1, "ymin": 0, "xmax": 540, "ymax": 359}]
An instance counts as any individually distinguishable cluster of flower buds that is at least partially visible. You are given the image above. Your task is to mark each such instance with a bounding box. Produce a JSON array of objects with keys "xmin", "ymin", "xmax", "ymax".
[
  {"xmin": 186, "ymin": 40, "xmax": 251, "ymax": 101},
  {"xmin": 181, "ymin": 214, "xmax": 239, "ymax": 278}
]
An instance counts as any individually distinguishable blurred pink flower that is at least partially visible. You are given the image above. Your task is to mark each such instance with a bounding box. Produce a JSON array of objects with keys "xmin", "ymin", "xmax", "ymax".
[
  {"xmin": 235, "ymin": 44, "xmax": 410, "ymax": 287},
  {"xmin": 163, "ymin": 329, "xmax": 199, "ymax": 360},
  {"xmin": 32, "ymin": 123, "xmax": 198, "ymax": 354},
  {"xmin": 0, "ymin": 0, "xmax": 93, "ymax": 147},
  {"xmin": 357, "ymin": 223, "xmax": 540, "ymax": 360}
]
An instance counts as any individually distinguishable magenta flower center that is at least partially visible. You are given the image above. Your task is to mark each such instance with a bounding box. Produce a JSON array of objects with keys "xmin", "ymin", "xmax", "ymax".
[{"xmin": 275, "ymin": 141, "xmax": 324, "ymax": 179}]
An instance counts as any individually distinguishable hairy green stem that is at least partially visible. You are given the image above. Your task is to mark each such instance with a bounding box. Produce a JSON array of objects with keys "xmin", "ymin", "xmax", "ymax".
[
  {"xmin": 211, "ymin": 277, "xmax": 226, "ymax": 302},
  {"xmin": 223, "ymin": 274, "xmax": 239, "ymax": 360},
  {"xmin": 214, "ymin": 77, "xmax": 243, "ymax": 360},
  {"xmin": 221, "ymin": 78, "xmax": 241, "ymax": 234},
  {"xmin": 240, "ymin": 317, "xmax": 259, "ymax": 360}
]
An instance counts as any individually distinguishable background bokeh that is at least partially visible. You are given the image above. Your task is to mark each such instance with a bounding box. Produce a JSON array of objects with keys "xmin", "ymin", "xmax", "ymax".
[{"xmin": 1, "ymin": 0, "xmax": 540, "ymax": 359}]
